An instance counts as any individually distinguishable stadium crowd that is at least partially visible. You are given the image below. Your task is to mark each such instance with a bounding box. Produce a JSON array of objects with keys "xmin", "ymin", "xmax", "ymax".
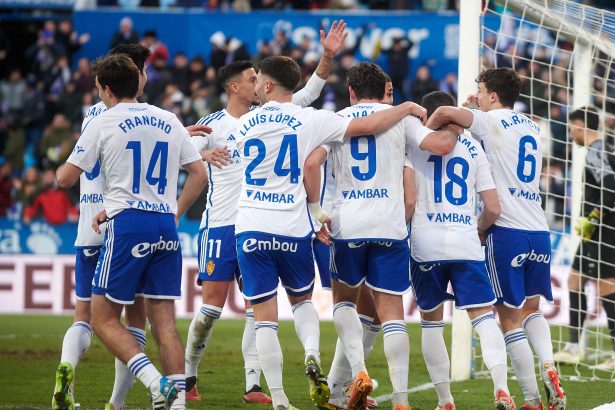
[{"xmin": 0, "ymin": 7, "xmax": 612, "ymax": 226}]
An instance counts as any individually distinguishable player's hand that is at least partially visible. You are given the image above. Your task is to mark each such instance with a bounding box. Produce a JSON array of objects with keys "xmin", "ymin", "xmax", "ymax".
[
  {"xmin": 186, "ymin": 124, "xmax": 213, "ymax": 137},
  {"xmin": 404, "ymin": 102, "xmax": 427, "ymax": 124},
  {"xmin": 92, "ymin": 210, "xmax": 108, "ymax": 234},
  {"xmin": 320, "ymin": 20, "xmax": 348, "ymax": 57},
  {"xmin": 575, "ymin": 209, "xmax": 600, "ymax": 242},
  {"xmin": 315, "ymin": 219, "xmax": 332, "ymax": 246},
  {"xmin": 462, "ymin": 95, "xmax": 479, "ymax": 109},
  {"xmin": 442, "ymin": 122, "xmax": 464, "ymax": 136},
  {"xmin": 202, "ymin": 147, "xmax": 230, "ymax": 168},
  {"xmin": 478, "ymin": 229, "xmax": 487, "ymax": 246}
]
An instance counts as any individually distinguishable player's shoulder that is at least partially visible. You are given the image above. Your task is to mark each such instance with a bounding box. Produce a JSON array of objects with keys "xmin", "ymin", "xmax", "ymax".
[
  {"xmin": 81, "ymin": 102, "xmax": 107, "ymax": 132},
  {"xmin": 197, "ymin": 109, "xmax": 227, "ymax": 126}
]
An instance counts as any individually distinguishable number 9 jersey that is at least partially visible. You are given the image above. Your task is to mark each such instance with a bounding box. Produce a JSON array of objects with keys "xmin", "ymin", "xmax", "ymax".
[
  {"xmin": 330, "ymin": 103, "xmax": 431, "ymax": 241},
  {"xmin": 468, "ymin": 109, "xmax": 548, "ymax": 232},
  {"xmin": 67, "ymin": 102, "xmax": 202, "ymax": 218}
]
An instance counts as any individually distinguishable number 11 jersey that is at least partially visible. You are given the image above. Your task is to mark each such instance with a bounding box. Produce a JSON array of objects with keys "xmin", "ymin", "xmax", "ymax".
[{"xmin": 468, "ymin": 109, "xmax": 548, "ymax": 232}]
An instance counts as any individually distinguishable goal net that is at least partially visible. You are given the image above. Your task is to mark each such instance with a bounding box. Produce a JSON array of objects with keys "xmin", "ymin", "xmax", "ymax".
[{"xmin": 456, "ymin": 0, "xmax": 615, "ymax": 381}]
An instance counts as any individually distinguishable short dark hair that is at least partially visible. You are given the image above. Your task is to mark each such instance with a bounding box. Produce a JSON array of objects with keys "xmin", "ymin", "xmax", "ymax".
[
  {"xmin": 421, "ymin": 91, "xmax": 456, "ymax": 118},
  {"xmin": 219, "ymin": 60, "xmax": 254, "ymax": 91},
  {"xmin": 93, "ymin": 54, "xmax": 139, "ymax": 99},
  {"xmin": 383, "ymin": 72, "xmax": 391, "ymax": 83},
  {"xmin": 569, "ymin": 105, "xmax": 600, "ymax": 131},
  {"xmin": 346, "ymin": 62, "xmax": 386, "ymax": 101},
  {"xmin": 477, "ymin": 67, "xmax": 520, "ymax": 108},
  {"xmin": 257, "ymin": 56, "xmax": 300, "ymax": 92},
  {"xmin": 109, "ymin": 43, "xmax": 151, "ymax": 73}
]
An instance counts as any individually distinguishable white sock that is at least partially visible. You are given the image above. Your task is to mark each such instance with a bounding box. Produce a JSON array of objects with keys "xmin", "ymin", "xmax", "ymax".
[
  {"xmin": 471, "ymin": 312, "xmax": 508, "ymax": 395},
  {"xmin": 242, "ymin": 309, "xmax": 261, "ymax": 391},
  {"xmin": 421, "ymin": 320, "xmax": 453, "ymax": 406},
  {"xmin": 60, "ymin": 321, "xmax": 93, "ymax": 369},
  {"xmin": 127, "ymin": 352, "xmax": 161, "ymax": 394},
  {"xmin": 333, "ymin": 302, "xmax": 366, "ymax": 378},
  {"xmin": 109, "ymin": 326, "xmax": 146, "ymax": 408},
  {"xmin": 292, "ymin": 300, "xmax": 321, "ymax": 363},
  {"xmin": 168, "ymin": 373, "xmax": 186, "ymax": 409},
  {"xmin": 361, "ymin": 317, "xmax": 381, "ymax": 362},
  {"xmin": 523, "ymin": 312, "xmax": 554, "ymax": 365},
  {"xmin": 185, "ymin": 304, "xmax": 222, "ymax": 378},
  {"xmin": 505, "ymin": 329, "xmax": 541, "ymax": 404},
  {"xmin": 383, "ymin": 320, "xmax": 409, "ymax": 406},
  {"xmin": 327, "ymin": 338, "xmax": 352, "ymax": 398},
  {"xmin": 255, "ymin": 322, "xmax": 288, "ymax": 408}
]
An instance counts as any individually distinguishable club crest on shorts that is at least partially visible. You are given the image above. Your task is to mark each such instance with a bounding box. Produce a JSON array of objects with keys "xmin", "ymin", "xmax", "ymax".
[{"xmin": 206, "ymin": 260, "xmax": 216, "ymax": 276}]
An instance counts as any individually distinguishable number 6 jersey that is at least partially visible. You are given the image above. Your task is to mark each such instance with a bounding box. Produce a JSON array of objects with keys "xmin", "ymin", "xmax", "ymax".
[
  {"xmin": 67, "ymin": 102, "xmax": 202, "ymax": 218},
  {"xmin": 468, "ymin": 109, "xmax": 548, "ymax": 232}
]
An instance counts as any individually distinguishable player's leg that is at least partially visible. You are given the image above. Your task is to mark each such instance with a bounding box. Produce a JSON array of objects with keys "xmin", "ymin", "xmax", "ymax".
[
  {"xmin": 368, "ymin": 241, "xmax": 411, "ymax": 409},
  {"xmin": 52, "ymin": 248, "xmax": 98, "ymax": 410},
  {"xmin": 237, "ymin": 233, "xmax": 292, "ymax": 409},
  {"xmin": 410, "ymin": 259, "xmax": 456, "ymax": 409},
  {"xmin": 591, "ymin": 276, "xmax": 615, "ymax": 371},
  {"xmin": 279, "ymin": 235, "xmax": 327, "ymax": 407},
  {"xmin": 107, "ymin": 297, "xmax": 147, "ymax": 410},
  {"xmin": 357, "ymin": 285, "xmax": 381, "ymax": 362},
  {"xmin": 241, "ymin": 297, "xmax": 272, "ymax": 404}
]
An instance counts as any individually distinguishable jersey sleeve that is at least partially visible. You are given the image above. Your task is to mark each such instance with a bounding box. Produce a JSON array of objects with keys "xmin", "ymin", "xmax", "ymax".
[
  {"xmin": 190, "ymin": 134, "xmax": 211, "ymax": 152},
  {"xmin": 311, "ymin": 109, "xmax": 352, "ymax": 148},
  {"xmin": 291, "ymin": 73, "xmax": 326, "ymax": 108},
  {"xmin": 179, "ymin": 128, "xmax": 203, "ymax": 166},
  {"xmin": 467, "ymin": 109, "xmax": 496, "ymax": 140},
  {"xmin": 402, "ymin": 116, "xmax": 431, "ymax": 151},
  {"xmin": 67, "ymin": 117, "xmax": 102, "ymax": 173},
  {"xmin": 474, "ymin": 147, "xmax": 496, "ymax": 193}
]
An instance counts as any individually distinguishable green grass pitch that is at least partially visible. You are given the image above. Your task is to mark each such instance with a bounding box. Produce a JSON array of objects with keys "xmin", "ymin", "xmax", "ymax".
[{"xmin": 1, "ymin": 315, "xmax": 612, "ymax": 409}]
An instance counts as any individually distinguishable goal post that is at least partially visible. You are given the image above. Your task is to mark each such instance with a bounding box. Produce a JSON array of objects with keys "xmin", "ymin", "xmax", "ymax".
[{"xmin": 453, "ymin": 0, "xmax": 615, "ymax": 381}]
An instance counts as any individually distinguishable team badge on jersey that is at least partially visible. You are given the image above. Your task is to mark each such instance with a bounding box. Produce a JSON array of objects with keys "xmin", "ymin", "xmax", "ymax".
[{"xmin": 206, "ymin": 260, "xmax": 216, "ymax": 276}]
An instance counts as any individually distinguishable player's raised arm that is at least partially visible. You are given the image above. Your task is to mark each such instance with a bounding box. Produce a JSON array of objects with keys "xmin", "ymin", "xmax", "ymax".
[
  {"xmin": 426, "ymin": 105, "xmax": 474, "ymax": 131},
  {"xmin": 291, "ymin": 20, "xmax": 348, "ymax": 107},
  {"xmin": 344, "ymin": 101, "xmax": 425, "ymax": 139}
]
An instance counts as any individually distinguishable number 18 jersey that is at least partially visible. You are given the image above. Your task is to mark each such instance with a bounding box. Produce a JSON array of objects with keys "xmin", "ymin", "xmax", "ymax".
[
  {"xmin": 330, "ymin": 103, "xmax": 431, "ymax": 241},
  {"xmin": 409, "ymin": 134, "xmax": 495, "ymax": 262},
  {"xmin": 68, "ymin": 102, "xmax": 202, "ymax": 218},
  {"xmin": 468, "ymin": 109, "xmax": 548, "ymax": 232}
]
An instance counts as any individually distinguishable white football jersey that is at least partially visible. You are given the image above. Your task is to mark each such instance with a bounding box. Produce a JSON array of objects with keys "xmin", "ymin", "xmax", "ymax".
[
  {"xmin": 330, "ymin": 103, "xmax": 431, "ymax": 241},
  {"xmin": 410, "ymin": 133, "xmax": 495, "ymax": 262},
  {"xmin": 468, "ymin": 109, "xmax": 548, "ymax": 232},
  {"xmin": 319, "ymin": 144, "xmax": 335, "ymax": 214},
  {"xmin": 192, "ymin": 110, "xmax": 242, "ymax": 229},
  {"xmin": 75, "ymin": 101, "xmax": 107, "ymax": 247},
  {"xmin": 68, "ymin": 102, "xmax": 202, "ymax": 218},
  {"xmin": 235, "ymin": 101, "xmax": 351, "ymax": 238}
]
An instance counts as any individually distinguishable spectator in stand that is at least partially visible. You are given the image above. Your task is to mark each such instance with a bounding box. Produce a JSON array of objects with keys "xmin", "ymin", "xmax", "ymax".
[
  {"xmin": 144, "ymin": 55, "xmax": 173, "ymax": 104},
  {"xmin": 439, "ymin": 72, "xmax": 458, "ymax": 98},
  {"xmin": 58, "ymin": 81, "xmax": 83, "ymax": 125},
  {"xmin": 252, "ymin": 40, "xmax": 274, "ymax": 63},
  {"xmin": 26, "ymin": 27, "xmax": 63, "ymax": 79},
  {"xmin": 46, "ymin": 55, "xmax": 72, "ymax": 103},
  {"xmin": 14, "ymin": 167, "xmax": 40, "ymax": 210},
  {"xmin": 0, "ymin": 69, "xmax": 26, "ymax": 119},
  {"xmin": 410, "ymin": 64, "xmax": 439, "ymax": 104},
  {"xmin": 210, "ymin": 31, "xmax": 228, "ymax": 71},
  {"xmin": 55, "ymin": 20, "xmax": 90, "ymax": 62},
  {"xmin": 188, "ymin": 55, "xmax": 208, "ymax": 87},
  {"xmin": 109, "ymin": 16, "xmax": 140, "ymax": 49},
  {"xmin": 383, "ymin": 36, "xmax": 413, "ymax": 102},
  {"xmin": 4, "ymin": 119, "xmax": 26, "ymax": 175},
  {"xmin": 23, "ymin": 169, "xmax": 78, "ymax": 225},
  {"xmin": 38, "ymin": 113, "xmax": 74, "ymax": 170},
  {"xmin": 73, "ymin": 57, "xmax": 95, "ymax": 95},
  {"xmin": 225, "ymin": 37, "xmax": 250, "ymax": 64},
  {"xmin": 22, "ymin": 78, "xmax": 46, "ymax": 151},
  {"xmin": 170, "ymin": 52, "xmax": 191, "ymax": 95},
  {"xmin": 270, "ymin": 28, "xmax": 292, "ymax": 56},
  {"xmin": 0, "ymin": 159, "xmax": 13, "ymax": 217},
  {"xmin": 142, "ymin": 29, "xmax": 169, "ymax": 65}
]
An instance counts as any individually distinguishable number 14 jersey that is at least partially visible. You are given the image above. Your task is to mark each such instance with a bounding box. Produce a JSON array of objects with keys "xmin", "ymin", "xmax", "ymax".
[{"xmin": 468, "ymin": 109, "xmax": 548, "ymax": 232}]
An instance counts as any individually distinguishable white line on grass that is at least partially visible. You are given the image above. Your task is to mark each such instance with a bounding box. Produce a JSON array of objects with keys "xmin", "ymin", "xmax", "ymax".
[
  {"xmin": 592, "ymin": 403, "xmax": 615, "ymax": 410},
  {"xmin": 374, "ymin": 382, "xmax": 435, "ymax": 404}
]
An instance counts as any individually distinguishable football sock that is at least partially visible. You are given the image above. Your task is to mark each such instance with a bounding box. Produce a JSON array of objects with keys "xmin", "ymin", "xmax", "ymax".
[
  {"xmin": 383, "ymin": 320, "xmax": 410, "ymax": 406},
  {"xmin": 127, "ymin": 352, "xmax": 161, "ymax": 394},
  {"xmin": 471, "ymin": 312, "xmax": 508, "ymax": 395},
  {"xmin": 523, "ymin": 312, "xmax": 554, "ymax": 365},
  {"xmin": 168, "ymin": 373, "xmax": 186, "ymax": 409},
  {"xmin": 333, "ymin": 302, "xmax": 366, "ymax": 378},
  {"xmin": 291, "ymin": 300, "xmax": 321, "ymax": 363},
  {"xmin": 327, "ymin": 338, "xmax": 352, "ymax": 398},
  {"xmin": 109, "ymin": 326, "xmax": 146, "ymax": 408},
  {"xmin": 421, "ymin": 320, "xmax": 453, "ymax": 407},
  {"xmin": 185, "ymin": 304, "xmax": 222, "ymax": 378},
  {"xmin": 60, "ymin": 321, "xmax": 92, "ymax": 369},
  {"xmin": 255, "ymin": 322, "xmax": 288, "ymax": 408},
  {"xmin": 242, "ymin": 308, "xmax": 262, "ymax": 391},
  {"xmin": 505, "ymin": 329, "xmax": 541, "ymax": 404}
]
